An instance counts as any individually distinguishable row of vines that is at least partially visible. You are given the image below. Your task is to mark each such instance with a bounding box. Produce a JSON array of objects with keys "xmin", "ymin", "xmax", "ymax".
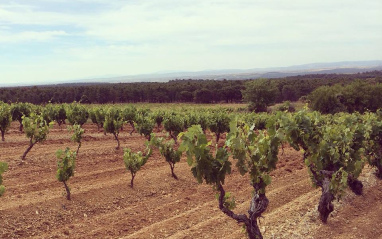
[{"xmin": 1, "ymin": 101, "xmax": 382, "ymax": 239}]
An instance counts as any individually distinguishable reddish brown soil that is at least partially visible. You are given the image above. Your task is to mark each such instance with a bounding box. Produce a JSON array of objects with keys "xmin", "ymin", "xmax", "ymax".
[{"xmin": 1, "ymin": 122, "xmax": 381, "ymax": 239}]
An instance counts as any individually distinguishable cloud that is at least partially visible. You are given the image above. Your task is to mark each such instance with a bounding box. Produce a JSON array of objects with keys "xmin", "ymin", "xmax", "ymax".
[
  {"xmin": 0, "ymin": 0, "xmax": 381, "ymax": 84},
  {"xmin": 0, "ymin": 30, "xmax": 68, "ymax": 43}
]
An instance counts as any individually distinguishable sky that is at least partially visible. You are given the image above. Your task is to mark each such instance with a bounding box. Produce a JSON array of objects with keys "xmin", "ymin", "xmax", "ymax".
[{"xmin": 0, "ymin": 0, "xmax": 381, "ymax": 85}]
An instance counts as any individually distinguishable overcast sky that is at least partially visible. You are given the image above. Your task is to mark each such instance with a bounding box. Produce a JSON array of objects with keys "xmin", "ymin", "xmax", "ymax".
[{"xmin": 1, "ymin": 0, "xmax": 381, "ymax": 85}]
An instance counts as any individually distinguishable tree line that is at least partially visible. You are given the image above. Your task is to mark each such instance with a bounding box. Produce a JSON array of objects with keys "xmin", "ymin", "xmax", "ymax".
[{"xmin": 1, "ymin": 71, "xmax": 381, "ymax": 104}]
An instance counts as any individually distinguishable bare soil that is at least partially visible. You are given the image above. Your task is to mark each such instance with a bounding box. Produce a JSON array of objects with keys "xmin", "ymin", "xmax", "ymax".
[{"xmin": 1, "ymin": 122, "xmax": 381, "ymax": 239}]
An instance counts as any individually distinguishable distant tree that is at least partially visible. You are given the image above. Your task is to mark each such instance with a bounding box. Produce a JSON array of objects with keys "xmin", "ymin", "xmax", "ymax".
[
  {"xmin": 179, "ymin": 91, "xmax": 194, "ymax": 102},
  {"xmin": 219, "ymin": 86, "xmax": 242, "ymax": 103},
  {"xmin": 194, "ymin": 88, "xmax": 213, "ymax": 103},
  {"xmin": 281, "ymin": 85, "xmax": 298, "ymax": 101},
  {"xmin": 308, "ymin": 85, "xmax": 346, "ymax": 114},
  {"xmin": 341, "ymin": 81, "xmax": 382, "ymax": 113},
  {"xmin": 242, "ymin": 79, "xmax": 279, "ymax": 112},
  {"xmin": 79, "ymin": 94, "xmax": 91, "ymax": 104}
]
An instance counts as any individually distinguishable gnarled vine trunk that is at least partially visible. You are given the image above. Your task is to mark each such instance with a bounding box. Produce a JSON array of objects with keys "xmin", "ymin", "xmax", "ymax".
[
  {"xmin": 168, "ymin": 162, "xmax": 178, "ymax": 180},
  {"xmin": 218, "ymin": 184, "xmax": 267, "ymax": 239},
  {"xmin": 318, "ymin": 176, "xmax": 334, "ymax": 223}
]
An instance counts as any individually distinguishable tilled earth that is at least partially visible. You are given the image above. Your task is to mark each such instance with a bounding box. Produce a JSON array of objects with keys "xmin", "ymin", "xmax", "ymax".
[{"xmin": 0, "ymin": 122, "xmax": 381, "ymax": 239}]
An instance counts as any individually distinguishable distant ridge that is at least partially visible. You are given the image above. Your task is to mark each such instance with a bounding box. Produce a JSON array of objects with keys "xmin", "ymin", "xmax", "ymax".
[
  {"xmin": 2, "ymin": 60, "xmax": 382, "ymax": 87},
  {"xmin": 68, "ymin": 60, "xmax": 382, "ymax": 83}
]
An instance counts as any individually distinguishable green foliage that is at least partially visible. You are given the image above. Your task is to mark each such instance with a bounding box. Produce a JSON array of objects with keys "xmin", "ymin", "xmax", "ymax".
[
  {"xmin": 308, "ymin": 81, "xmax": 382, "ymax": 114},
  {"xmin": 277, "ymin": 109, "xmax": 326, "ymax": 152},
  {"xmin": 22, "ymin": 113, "xmax": 53, "ymax": 144},
  {"xmin": 135, "ymin": 113, "xmax": 155, "ymax": 140},
  {"xmin": 196, "ymin": 111, "xmax": 210, "ymax": 133},
  {"xmin": 194, "ymin": 88, "xmax": 213, "ymax": 103},
  {"xmin": 68, "ymin": 124, "xmax": 85, "ymax": 154},
  {"xmin": 243, "ymin": 113, "xmax": 271, "ymax": 130},
  {"xmin": 94, "ymin": 106, "xmax": 107, "ymax": 132},
  {"xmin": 277, "ymin": 101, "xmax": 295, "ymax": 112},
  {"xmin": 179, "ymin": 124, "xmax": 254, "ymax": 232},
  {"xmin": 123, "ymin": 145, "xmax": 152, "ymax": 187},
  {"xmin": 216, "ymin": 191, "xmax": 236, "ymax": 210},
  {"xmin": 21, "ymin": 113, "xmax": 54, "ymax": 160},
  {"xmin": 150, "ymin": 135, "xmax": 182, "ymax": 179},
  {"xmin": 137, "ymin": 108, "xmax": 151, "ymax": 117},
  {"xmin": 41, "ymin": 103, "xmax": 56, "ymax": 124},
  {"xmin": 341, "ymin": 80, "xmax": 382, "ymax": 113},
  {"xmin": 208, "ymin": 110, "xmax": 231, "ymax": 142},
  {"xmin": 152, "ymin": 110, "xmax": 165, "ymax": 130},
  {"xmin": 54, "ymin": 104, "xmax": 67, "ymax": 126},
  {"xmin": 89, "ymin": 108, "xmax": 98, "ymax": 125},
  {"xmin": 121, "ymin": 105, "xmax": 137, "ymax": 134},
  {"xmin": 56, "ymin": 148, "xmax": 76, "ymax": 200},
  {"xmin": 278, "ymin": 109, "xmax": 366, "ymax": 222},
  {"xmin": 242, "ymin": 79, "xmax": 279, "ymax": 112},
  {"xmin": 11, "ymin": 102, "xmax": 34, "ymax": 131},
  {"xmin": 308, "ymin": 113, "xmax": 365, "ymax": 196},
  {"xmin": 363, "ymin": 112, "xmax": 382, "ymax": 178},
  {"xmin": 226, "ymin": 118, "xmax": 281, "ymax": 194},
  {"xmin": 121, "ymin": 105, "xmax": 137, "ymax": 124},
  {"xmin": 56, "ymin": 148, "xmax": 76, "ymax": 183},
  {"xmin": 329, "ymin": 168, "xmax": 349, "ymax": 198},
  {"xmin": 0, "ymin": 161, "xmax": 8, "ymax": 196},
  {"xmin": 179, "ymin": 125, "xmax": 231, "ymax": 186},
  {"xmin": 104, "ymin": 108, "xmax": 123, "ymax": 133},
  {"xmin": 184, "ymin": 112, "xmax": 198, "ymax": 129},
  {"xmin": 104, "ymin": 108, "xmax": 124, "ymax": 149},
  {"xmin": 0, "ymin": 102, "xmax": 12, "ymax": 141},
  {"xmin": 66, "ymin": 103, "xmax": 89, "ymax": 126},
  {"xmin": 308, "ymin": 85, "xmax": 346, "ymax": 114},
  {"xmin": 163, "ymin": 113, "xmax": 185, "ymax": 142}
]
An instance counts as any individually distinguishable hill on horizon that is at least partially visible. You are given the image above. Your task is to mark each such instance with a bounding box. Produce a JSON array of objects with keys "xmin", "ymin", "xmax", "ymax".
[{"xmin": 2, "ymin": 60, "xmax": 382, "ymax": 87}]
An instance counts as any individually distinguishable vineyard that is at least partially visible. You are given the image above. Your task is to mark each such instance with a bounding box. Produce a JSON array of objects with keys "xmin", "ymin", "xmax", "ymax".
[{"xmin": 0, "ymin": 102, "xmax": 382, "ymax": 239}]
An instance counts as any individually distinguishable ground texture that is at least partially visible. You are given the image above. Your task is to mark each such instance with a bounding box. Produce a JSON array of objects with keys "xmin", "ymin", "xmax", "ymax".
[{"xmin": 1, "ymin": 122, "xmax": 381, "ymax": 239}]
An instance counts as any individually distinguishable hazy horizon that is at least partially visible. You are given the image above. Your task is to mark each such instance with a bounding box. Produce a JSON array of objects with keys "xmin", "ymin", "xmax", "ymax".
[{"xmin": 1, "ymin": 0, "xmax": 381, "ymax": 85}]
